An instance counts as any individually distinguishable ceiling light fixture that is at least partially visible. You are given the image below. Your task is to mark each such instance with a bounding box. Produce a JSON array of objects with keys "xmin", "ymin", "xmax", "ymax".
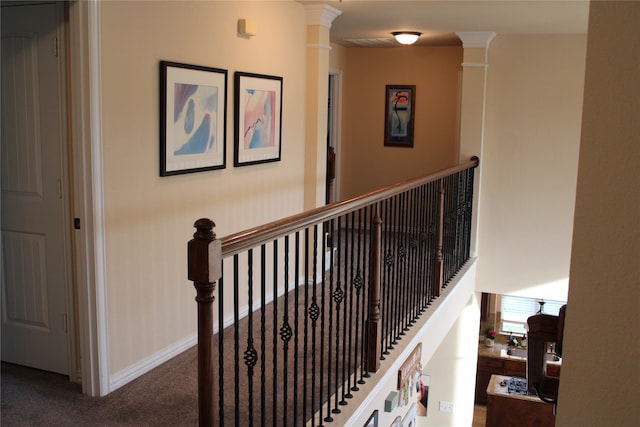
[{"xmin": 392, "ymin": 31, "xmax": 422, "ymax": 45}]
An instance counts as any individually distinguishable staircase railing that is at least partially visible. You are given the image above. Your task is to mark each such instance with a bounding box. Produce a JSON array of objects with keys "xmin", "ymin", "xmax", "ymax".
[{"xmin": 188, "ymin": 156, "xmax": 478, "ymax": 426}]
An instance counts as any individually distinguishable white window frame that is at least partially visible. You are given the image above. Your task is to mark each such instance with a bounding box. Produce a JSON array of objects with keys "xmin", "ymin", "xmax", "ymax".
[{"xmin": 500, "ymin": 295, "xmax": 566, "ymax": 336}]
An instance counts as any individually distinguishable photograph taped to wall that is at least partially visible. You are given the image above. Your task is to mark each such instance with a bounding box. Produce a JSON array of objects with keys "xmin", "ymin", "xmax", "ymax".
[
  {"xmin": 384, "ymin": 85, "xmax": 415, "ymax": 148},
  {"xmin": 160, "ymin": 61, "xmax": 227, "ymax": 176},
  {"xmin": 416, "ymin": 374, "xmax": 430, "ymax": 416},
  {"xmin": 234, "ymin": 71, "xmax": 283, "ymax": 166}
]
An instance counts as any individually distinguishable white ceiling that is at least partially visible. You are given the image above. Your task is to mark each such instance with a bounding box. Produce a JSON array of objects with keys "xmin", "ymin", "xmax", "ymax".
[{"xmin": 297, "ymin": 0, "xmax": 590, "ymax": 47}]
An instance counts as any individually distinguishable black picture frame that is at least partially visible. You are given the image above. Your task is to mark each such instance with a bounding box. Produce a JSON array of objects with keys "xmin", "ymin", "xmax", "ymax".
[
  {"xmin": 234, "ymin": 71, "xmax": 283, "ymax": 167},
  {"xmin": 364, "ymin": 409, "xmax": 379, "ymax": 427},
  {"xmin": 160, "ymin": 61, "xmax": 227, "ymax": 176},
  {"xmin": 384, "ymin": 85, "xmax": 416, "ymax": 148}
]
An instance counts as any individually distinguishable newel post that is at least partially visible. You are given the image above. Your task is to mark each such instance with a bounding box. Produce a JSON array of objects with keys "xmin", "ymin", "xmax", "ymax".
[
  {"xmin": 435, "ymin": 183, "xmax": 445, "ymax": 297},
  {"xmin": 366, "ymin": 206, "xmax": 382, "ymax": 372},
  {"xmin": 188, "ymin": 218, "xmax": 221, "ymax": 427}
]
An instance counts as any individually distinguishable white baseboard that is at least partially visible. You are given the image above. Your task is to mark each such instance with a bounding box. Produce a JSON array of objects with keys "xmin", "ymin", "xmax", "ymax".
[
  {"xmin": 109, "ymin": 266, "xmax": 333, "ymax": 393},
  {"xmin": 109, "ymin": 333, "xmax": 197, "ymax": 392}
]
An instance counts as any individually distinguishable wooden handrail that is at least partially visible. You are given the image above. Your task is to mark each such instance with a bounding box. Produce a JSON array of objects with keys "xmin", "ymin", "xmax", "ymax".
[
  {"xmin": 221, "ymin": 157, "xmax": 478, "ymax": 257},
  {"xmin": 188, "ymin": 156, "xmax": 479, "ymax": 426}
]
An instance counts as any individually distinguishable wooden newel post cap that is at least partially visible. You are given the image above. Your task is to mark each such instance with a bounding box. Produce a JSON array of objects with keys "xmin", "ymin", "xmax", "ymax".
[
  {"xmin": 188, "ymin": 218, "xmax": 222, "ymax": 284},
  {"xmin": 193, "ymin": 218, "xmax": 215, "ymax": 240}
]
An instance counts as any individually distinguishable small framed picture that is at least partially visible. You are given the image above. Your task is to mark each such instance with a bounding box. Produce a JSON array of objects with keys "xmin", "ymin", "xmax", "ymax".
[
  {"xmin": 384, "ymin": 85, "xmax": 416, "ymax": 148},
  {"xmin": 402, "ymin": 403, "xmax": 417, "ymax": 427},
  {"xmin": 364, "ymin": 409, "xmax": 379, "ymax": 427},
  {"xmin": 234, "ymin": 71, "xmax": 283, "ymax": 166},
  {"xmin": 159, "ymin": 61, "xmax": 227, "ymax": 176}
]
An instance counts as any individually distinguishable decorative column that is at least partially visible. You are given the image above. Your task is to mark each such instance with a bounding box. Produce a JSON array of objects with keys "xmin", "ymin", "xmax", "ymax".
[
  {"xmin": 455, "ymin": 31, "xmax": 495, "ymax": 257},
  {"xmin": 304, "ymin": 5, "xmax": 342, "ymax": 210}
]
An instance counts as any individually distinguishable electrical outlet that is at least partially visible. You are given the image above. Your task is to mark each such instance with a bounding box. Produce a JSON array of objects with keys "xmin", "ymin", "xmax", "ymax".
[{"xmin": 439, "ymin": 400, "xmax": 454, "ymax": 413}]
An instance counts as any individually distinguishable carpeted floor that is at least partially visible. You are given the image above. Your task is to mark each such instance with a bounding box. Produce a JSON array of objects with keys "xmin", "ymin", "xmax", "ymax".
[{"xmin": 1, "ymin": 346, "xmax": 199, "ymax": 427}]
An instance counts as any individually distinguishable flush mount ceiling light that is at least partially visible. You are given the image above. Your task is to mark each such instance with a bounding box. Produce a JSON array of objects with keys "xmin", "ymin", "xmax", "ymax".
[{"xmin": 392, "ymin": 31, "xmax": 422, "ymax": 45}]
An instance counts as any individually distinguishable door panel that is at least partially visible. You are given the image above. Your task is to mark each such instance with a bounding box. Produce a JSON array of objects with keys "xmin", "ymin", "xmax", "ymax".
[{"xmin": 1, "ymin": 2, "xmax": 70, "ymax": 375}]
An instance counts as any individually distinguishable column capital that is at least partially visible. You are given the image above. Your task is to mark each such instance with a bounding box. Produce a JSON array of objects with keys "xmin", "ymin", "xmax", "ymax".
[
  {"xmin": 456, "ymin": 32, "xmax": 496, "ymax": 49},
  {"xmin": 305, "ymin": 4, "xmax": 342, "ymax": 28}
]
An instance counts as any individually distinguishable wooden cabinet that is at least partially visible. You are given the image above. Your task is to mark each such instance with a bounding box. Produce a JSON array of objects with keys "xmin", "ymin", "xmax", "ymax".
[
  {"xmin": 476, "ymin": 353, "xmax": 561, "ymax": 405},
  {"xmin": 476, "ymin": 356, "xmax": 517, "ymax": 404},
  {"xmin": 475, "ymin": 356, "xmax": 526, "ymax": 404},
  {"xmin": 503, "ymin": 359, "xmax": 526, "ymax": 377},
  {"xmin": 547, "ymin": 363, "xmax": 561, "ymax": 378},
  {"xmin": 487, "ymin": 387, "xmax": 555, "ymax": 427}
]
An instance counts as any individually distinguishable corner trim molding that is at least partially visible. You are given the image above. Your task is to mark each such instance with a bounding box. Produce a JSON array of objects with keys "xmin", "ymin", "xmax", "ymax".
[
  {"xmin": 306, "ymin": 43, "xmax": 332, "ymax": 51},
  {"xmin": 462, "ymin": 62, "xmax": 489, "ymax": 68},
  {"xmin": 456, "ymin": 31, "xmax": 497, "ymax": 49},
  {"xmin": 304, "ymin": 4, "xmax": 342, "ymax": 28}
]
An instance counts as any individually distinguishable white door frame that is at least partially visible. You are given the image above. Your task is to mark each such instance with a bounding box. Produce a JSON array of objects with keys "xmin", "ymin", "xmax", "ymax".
[
  {"xmin": 68, "ymin": 0, "xmax": 110, "ymax": 397},
  {"xmin": 328, "ymin": 68, "xmax": 343, "ymax": 201}
]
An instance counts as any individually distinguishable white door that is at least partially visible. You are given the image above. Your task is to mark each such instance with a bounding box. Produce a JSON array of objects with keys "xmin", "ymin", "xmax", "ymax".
[{"xmin": 1, "ymin": 2, "xmax": 71, "ymax": 375}]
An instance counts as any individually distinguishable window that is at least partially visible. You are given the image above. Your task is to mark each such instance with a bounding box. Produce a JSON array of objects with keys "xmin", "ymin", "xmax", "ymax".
[{"xmin": 500, "ymin": 295, "xmax": 566, "ymax": 335}]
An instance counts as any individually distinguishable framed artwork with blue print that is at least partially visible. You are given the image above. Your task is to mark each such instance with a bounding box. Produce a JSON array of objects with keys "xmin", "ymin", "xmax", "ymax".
[
  {"xmin": 234, "ymin": 71, "xmax": 283, "ymax": 167},
  {"xmin": 160, "ymin": 61, "xmax": 227, "ymax": 176},
  {"xmin": 384, "ymin": 84, "xmax": 415, "ymax": 148}
]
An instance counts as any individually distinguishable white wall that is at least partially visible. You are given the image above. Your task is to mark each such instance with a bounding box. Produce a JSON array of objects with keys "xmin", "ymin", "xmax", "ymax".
[
  {"xmin": 421, "ymin": 293, "xmax": 480, "ymax": 426},
  {"xmin": 477, "ymin": 34, "xmax": 587, "ymax": 302},
  {"xmin": 99, "ymin": 1, "xmax": 307, "ymax": 383},
  {"xmin": 557, "ymin": 2, "xmax": 640, "ymax": 425}
]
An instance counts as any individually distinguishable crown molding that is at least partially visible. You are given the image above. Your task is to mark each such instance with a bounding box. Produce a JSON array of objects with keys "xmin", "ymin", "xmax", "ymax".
[
  {"xmin": 456, "ymin": 32, "xmax": 497, "ymax": 49},
  {"xmin": 305, "ymin": 4, "xmax": 342, "ymax": 28}
]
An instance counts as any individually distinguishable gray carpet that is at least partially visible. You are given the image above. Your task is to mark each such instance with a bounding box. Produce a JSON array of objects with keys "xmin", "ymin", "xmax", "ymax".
[{"xmin": 1, "ymin": 346, "xmax": 198, "ymax": 426}]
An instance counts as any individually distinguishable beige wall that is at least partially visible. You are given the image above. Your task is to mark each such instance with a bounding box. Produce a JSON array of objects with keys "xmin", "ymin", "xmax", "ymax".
[
  {"xmin": 338, "ymin": 46, "xmax": 463, "ymax": 199},
  {"xmin": 476, "ymin": 34, "xmax": 587, "ymax": 302},
  {"xmin": 99, "ymin": 1, "xmax": 307, "ymax": 380},
  {"xmin": 558, "ymin": 2, "xmax": 640, "ymax": 425}
]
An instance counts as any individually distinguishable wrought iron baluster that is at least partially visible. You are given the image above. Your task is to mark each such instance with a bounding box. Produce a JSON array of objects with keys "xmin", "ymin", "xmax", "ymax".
[
  {"xmin": 332, "ymin": 216, "xmax": 344, "ymax": 413},
  {"xmin": 407, "ymin": 188, "xmax": 419, "ymax": 323},
  {"xmin": 303, "ymin": 228, "xmax": 310, "ymax": 424},
  {"xmin": 399, "ymin": 192, "xmax": 409, "ymax": 334},
  {"xmin": 233, "ymin": 255, "xmax": 241, "ymax": 427},
  {"xmin": 353, "ymin": 207, "xmax": 364, "ymax": 388},
  {"xmin": 281, "ymin": 237, "xmax": 291, "ymax": 427},
  {"xmin": 293, "ymin": 232, "xmax": 300, "ymax": 425},
  {"xmin": 310, "ymin": 225, "xmax": 320, "ymax": 426},
  {"xmin": 344, "ymin": 212, "xmax": 356, "ymax": 399},
  {"xmin": 382, "ymin": 198, "xmax": 392, "ymax": 356},
  {"xmin": 426, "ymin": 181, "xmax": 436, "ymax": 304},
  {"xmin": 244, "ymin": 250, "xmax": 258, "ymax": 427},
  {"xmin": 271, "ymin": 240, "xmax": 279, "ymax": 427},
  {"xmin": 339, "ymin": 214, "xmax": 350, "ymax": 406},
  {"xmin": 218, "ymin": 269, "xmax": 225, "ymax": 426},
  {"xmin": 391, "ymin": 195, "xmax": 401, "ymax": 344},
  {"xmin": 260, "ymin": 245, "xmax": 266, "ymax": 427},
  {"xmin": 359, "ymin": 206, "xmax": 371, "ymax": 381},
  {"xmin": 418, "ymin": 183, "xmax": 429, "ymax": 310},
  {"xmin": 324, "ymin": 218, "xmax": 336, "ymax": 423}
]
